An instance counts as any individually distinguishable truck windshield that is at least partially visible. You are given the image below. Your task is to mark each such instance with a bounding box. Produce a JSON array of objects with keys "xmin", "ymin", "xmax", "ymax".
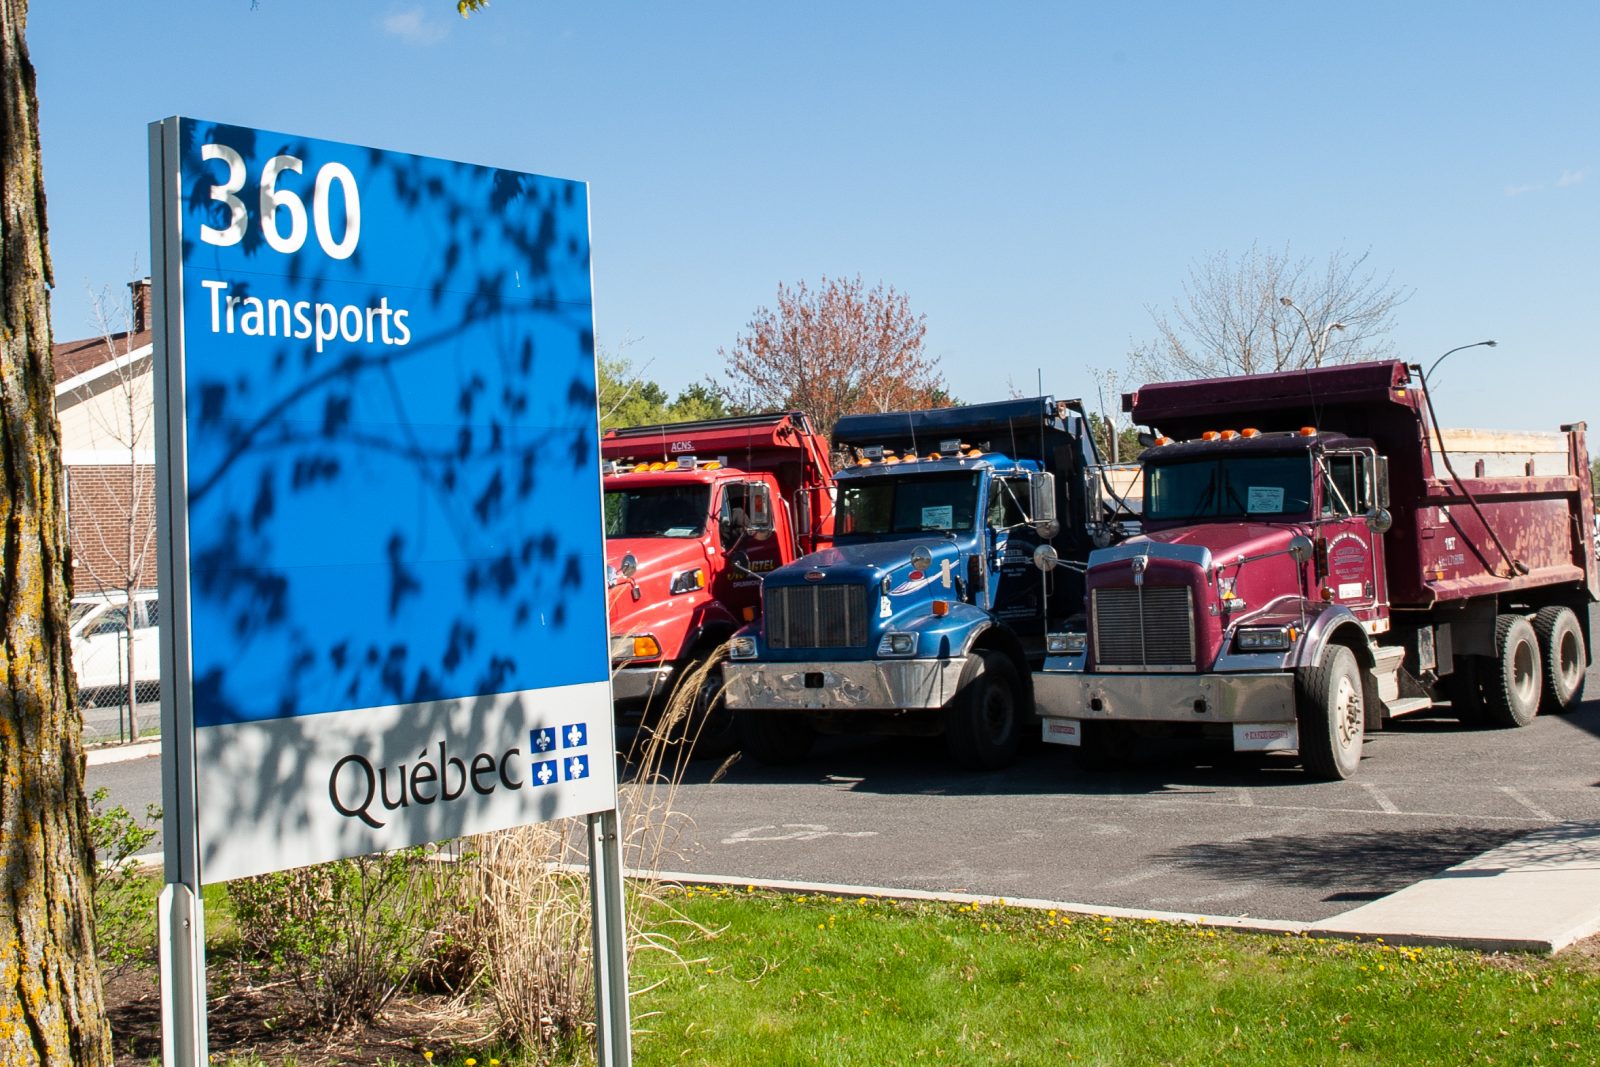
[
  {"xmin": 837, "ymin": 472, "xmax": 982, "ymax": 535},
  {"xmin": 1145, "ymin": 454, "xmax": 1312, "ymax": 521},
  {"xmin": 603, "ymin": 485, "xmax": 711, "ymax": 538}
]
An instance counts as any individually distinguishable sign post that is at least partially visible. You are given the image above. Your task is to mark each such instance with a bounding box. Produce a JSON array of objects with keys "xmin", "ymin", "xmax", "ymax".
[{"xmin": 149, "ymin": 117, "xmax": 627, "ymax": 1065}]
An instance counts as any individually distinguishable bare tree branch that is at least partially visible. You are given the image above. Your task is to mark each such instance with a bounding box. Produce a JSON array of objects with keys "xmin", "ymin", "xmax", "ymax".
[{"xmin": 1128, "ymin": 243, "xmax": 1412, "ymax": 384}]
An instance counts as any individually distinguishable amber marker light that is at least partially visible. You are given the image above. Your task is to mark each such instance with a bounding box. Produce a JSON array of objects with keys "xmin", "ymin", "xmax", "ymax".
[
  {"xmin": 931, "ymin": 600, "xmax": 950, "ymax": 617},
  {"xmin": 1240, "ymin": 428, "xmax": 1259, "ymax": 438},
  {"xmin": 1220, "ymin": 430, "xmax": 1238, "ymax": 441},
  {"xmin": 1299, "ymin": 426, "xmax": 1318, "ymax": 437},
  {"xmin": 1202, "ymin": 431, "xmax": 1220, "ymax": 441}
]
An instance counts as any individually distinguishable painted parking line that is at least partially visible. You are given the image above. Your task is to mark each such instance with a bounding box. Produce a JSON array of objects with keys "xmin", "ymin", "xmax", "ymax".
[
  {"xmin": 1360, "ymin": 782, "xmax": 1402, "ymax": 814},
  {"xmin": 1499, "ymin": 786, "xmax": 1557, "ymax": 821}
]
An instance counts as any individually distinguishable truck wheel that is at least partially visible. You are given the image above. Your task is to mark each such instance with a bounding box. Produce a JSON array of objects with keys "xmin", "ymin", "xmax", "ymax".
[
  {"xmin": 737, "ymin": 710, "xmax": 815, "ymax": 766},
  {"xmin": 1295, "ymin": 644, "xmax": 1365, "ymax": 780},
  {"xmin": 1442, "ymin": 656, "xmax": 1490, "ymax": 727},
  {"xmin": 1532, "ymin": 606, "xmax": 1586, "ymax": 715},
  {"xmin": 682, "ymin": 657, "xmax": 739, "ymax": 760},
  {"xmin": 1483, "ymin": 614, "xmax": 1542, "ymax": 728},
  {"xmin": 944, "ymin": 651, "xmax": 1021, "ymax": 770}
]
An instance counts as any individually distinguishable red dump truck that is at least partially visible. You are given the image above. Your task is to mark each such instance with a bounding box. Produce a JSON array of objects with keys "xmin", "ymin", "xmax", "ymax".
[
  {"xmin": 601, "ymin": 412, "xmax": 835, "ymax": 752},
  {"xmin": 1035, "ymin": 358, "xmax": 1597, "ymax": 779}
]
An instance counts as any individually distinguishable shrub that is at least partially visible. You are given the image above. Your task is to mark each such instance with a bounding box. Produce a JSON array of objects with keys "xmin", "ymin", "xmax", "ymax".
[
  {"xmin": 228, "ymin": 844, "xmax": 472, "ymax": 1028},
  {"xmin": 89, "ymin": 787, "xmax": 162, "ymax": 975}
]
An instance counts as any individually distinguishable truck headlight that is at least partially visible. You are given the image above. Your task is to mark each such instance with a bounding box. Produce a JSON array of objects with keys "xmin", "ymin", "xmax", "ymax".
[
  {"xmin": 729, "ymin": 636, "xmax": 758, "ymax": 660},
  {"xmin": 877, "ymin": 632, "xmax": 917, "ymax": 657},
  {"xmin": 1047, "ymin": 632, "xmax": 1087, "ymax": 655},
  {"xmin": 670, "ymin": 568, "xmax": 706, "ymax": 594},
  {"xmin": 1234, "ymin": 626, "xmax": 1291, "ymax": 652},
  {"xmin": 610, "ymin": 634, "xmax": 662, "ymax": 662}
]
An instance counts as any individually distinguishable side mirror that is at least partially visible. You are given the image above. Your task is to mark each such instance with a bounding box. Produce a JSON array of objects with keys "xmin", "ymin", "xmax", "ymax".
[
  {"xmin": 745, "ymin": 482, "xmax": 775, "ymax": 538},
  {"xmin": 1030, "ymin": 472, "xmax": 1060, "ymax": 539},
  {"xmin": 620, "ymin": 552, "xmax": 638, "ymax": 579},
  {"xmin": 1366, "ymin": 507, "xmax": 1393, "ymax": 534},
  {"xmin": 1374, "ymin": 456, "xmax": 1390, "ymax": 508},
  {"xmin": 1033, "ymin": 544, "xmax": 1060, "ymax": 572},
  {"xmin": 727, "ymin": 549, "xmax": 760, "ymax": 581},
  {"xmin": 1137, "ymin": 431, "xmax": 1156, "ymax": 448},
  {"xmin": 795, "ymin": 489, "xmax": 812, "ymax": 538},
  {"xmin": 1287, "ymin": 535, "xmax": 1314, "ymax": 564}
]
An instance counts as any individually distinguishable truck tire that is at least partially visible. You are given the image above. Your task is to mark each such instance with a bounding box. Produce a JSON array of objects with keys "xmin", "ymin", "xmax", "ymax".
[
  {"xmin": 1482, "ymin": 614, "xmax": 1542, "ymax": 728},
  {"xmin": 944, "ymin": 650, "xmax": 1021, "ymax": 770},
  {"xmin": 1295, "ymin": 644, "xmax": 1365, "ymax": 780},
  {"xmin": 737, "ymin": 710, "xmax": 816, "ymax": 766},
  {"xmin": 682, "ymin": 655, "xmax": 739, "ymax": 760},
  {"xmin": 1442, "ymin": 656, "xmax": 1490, "ymax": 727},
  {"xmin": 1532, "ymin": 606, "xmax": 1586, "ymax": 715}
]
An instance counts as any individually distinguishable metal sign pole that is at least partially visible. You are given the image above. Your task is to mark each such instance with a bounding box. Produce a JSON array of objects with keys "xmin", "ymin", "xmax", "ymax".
[
  {"xmin": 588, "ymin": 809, "xmax": 633, "ymax": 1066},
  {"xmin": 149, "ymin": 115, "xmax": 208, "ymax": 1067}
]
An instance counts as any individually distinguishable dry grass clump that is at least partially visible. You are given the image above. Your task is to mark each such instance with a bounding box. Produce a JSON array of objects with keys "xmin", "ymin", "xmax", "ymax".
[{"xmin": 462, "ymin": 646, "xmax": 729, "ymax": 1052}]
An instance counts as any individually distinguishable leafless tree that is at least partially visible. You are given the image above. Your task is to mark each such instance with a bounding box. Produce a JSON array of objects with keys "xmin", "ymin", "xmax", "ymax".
[
  {"xmin": 1128, "ymin": 244, "xmax": 1411, "ymax": 384},
  {"xmin": 63, "ymin": 278, "xmax": 157, "ymax": 738},
  {"xmin": 719, "ymin": 275, "xmax": 948, "ymax": 439}
]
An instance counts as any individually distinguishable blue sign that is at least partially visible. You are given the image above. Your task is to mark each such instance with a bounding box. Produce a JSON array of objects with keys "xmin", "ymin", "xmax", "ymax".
[{"xmin": 153, "ymin": 118, "xmax": 617, "ymax": 882}]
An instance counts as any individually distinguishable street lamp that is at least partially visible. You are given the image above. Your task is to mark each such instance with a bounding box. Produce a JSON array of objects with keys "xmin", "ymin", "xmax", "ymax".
[
  {"xmin": 1423, "ymin": 339, "xmax": 1497, "ymax": 381},
  {"xmin": 1278, "ymin": 296, "xmax": 1346, "ymax": 366}
]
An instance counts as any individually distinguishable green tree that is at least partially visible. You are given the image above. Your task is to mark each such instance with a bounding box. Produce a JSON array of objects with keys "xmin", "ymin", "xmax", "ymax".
[
  {"xmin": 0, "ymin": 0, "xmax": 115, "ymax": 1061},
  {"xmin": 597, "ymin": 353, "xmax": 729, "ymax": 432},
  {"xmin": 1089, "ymin": 414, "xmax": 1144, "ymax": 465}
]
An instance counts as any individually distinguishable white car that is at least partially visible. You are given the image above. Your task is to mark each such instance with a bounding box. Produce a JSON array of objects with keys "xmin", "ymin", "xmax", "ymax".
[{"xmin": 70, "ymin": 591, "xmax": 160, "ymax": 700}]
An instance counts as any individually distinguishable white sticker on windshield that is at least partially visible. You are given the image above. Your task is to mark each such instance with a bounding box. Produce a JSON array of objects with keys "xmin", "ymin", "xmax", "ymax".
[
  {"xmin": 1246, "ymin": 486, "xmax": 1285, "ymax": 513},
  {"xmin": 921, "ymin": 505, "xmax": 954, "ymax": 529}
]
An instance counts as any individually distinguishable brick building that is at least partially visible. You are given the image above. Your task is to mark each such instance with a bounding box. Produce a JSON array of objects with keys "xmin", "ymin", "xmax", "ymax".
[{"xmin": 55, "ymin": 278, "xmax": 156, "ymax": 598}]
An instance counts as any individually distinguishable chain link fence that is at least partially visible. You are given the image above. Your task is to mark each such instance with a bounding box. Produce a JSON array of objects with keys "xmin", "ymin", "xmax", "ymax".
[{"xmin": 80, "ymin": 681, "xmax": 161, "ymax": 745}]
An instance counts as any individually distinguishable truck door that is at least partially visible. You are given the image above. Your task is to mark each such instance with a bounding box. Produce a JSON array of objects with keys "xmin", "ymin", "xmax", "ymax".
[
  {"xmin": 986, "ymin": 475, "xmax": 1048, "ymax": 651},
  {"xmin": 714, "ymin": 480, "xmax": 784, "ymax": 620},
  {"xmin": 1320, "ymin": 450, "xmax": 1388, "ymax": 628}
]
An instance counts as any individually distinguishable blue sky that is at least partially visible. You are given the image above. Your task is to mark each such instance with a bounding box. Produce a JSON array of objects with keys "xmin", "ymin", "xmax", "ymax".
[{"xmin": 31, "ymin": 2, "xmax": 1599, "ymax": 430}]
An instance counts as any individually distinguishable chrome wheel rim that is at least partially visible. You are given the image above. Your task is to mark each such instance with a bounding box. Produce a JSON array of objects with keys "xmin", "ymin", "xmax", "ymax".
[
  {"xmin": 1334, "ymin": 673, "xmax": 1362, "ymax": 749},
  {"xmin": 1511, "ymin": 639, "xmax": 1537, "ymax": 704}
]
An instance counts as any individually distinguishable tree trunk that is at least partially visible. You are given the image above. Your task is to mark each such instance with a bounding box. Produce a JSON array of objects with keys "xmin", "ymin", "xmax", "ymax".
[{"xmin": 0, "ymin": 0, "xmax": 115, "ymax": 1062}]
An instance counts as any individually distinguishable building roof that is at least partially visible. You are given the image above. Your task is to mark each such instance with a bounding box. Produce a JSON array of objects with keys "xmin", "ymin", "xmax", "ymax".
[{"xmin": 53, "ymin": 329, "xmax": 151, "ymax": 385}]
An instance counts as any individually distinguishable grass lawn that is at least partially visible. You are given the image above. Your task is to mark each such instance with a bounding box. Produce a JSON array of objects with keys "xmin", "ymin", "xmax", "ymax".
[{"xmin": 628, "ymin": 885, "xmax": 1600, "ymax": 1067}]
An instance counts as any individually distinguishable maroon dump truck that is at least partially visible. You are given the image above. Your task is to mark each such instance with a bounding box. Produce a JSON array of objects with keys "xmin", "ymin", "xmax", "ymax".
[
  {"xmin": 1035, "ymin": 359, "xmax": 1597, "ymax": 779},
  {"xmin": 602, "ymin": 412, "xmax": 835, "ymax": 752}
]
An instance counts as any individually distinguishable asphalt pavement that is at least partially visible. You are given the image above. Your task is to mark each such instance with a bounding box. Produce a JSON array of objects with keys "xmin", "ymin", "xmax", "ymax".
[{"xmin": 87, "ymin": 664, "xmax": 1600, "ymax": 954}]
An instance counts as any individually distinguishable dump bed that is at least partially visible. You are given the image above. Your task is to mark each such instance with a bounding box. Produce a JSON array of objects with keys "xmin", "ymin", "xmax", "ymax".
[
  {"xmin": 602, "ymin": 411, "xmax": 834, "ymax": 517},
  {"xmin": 1124, "ymin": 360, "xmax": 1598, "ymax": 609}
]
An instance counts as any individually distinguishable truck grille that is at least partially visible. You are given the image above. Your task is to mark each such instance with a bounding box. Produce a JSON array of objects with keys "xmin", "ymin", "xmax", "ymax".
[
  {"xmin": 1093, "ymin": 586, "xmax": 1195, "ymax": 667},
  {"xmin": 766, "ymin": 584, "xmax": 869, "ymax": 649}
]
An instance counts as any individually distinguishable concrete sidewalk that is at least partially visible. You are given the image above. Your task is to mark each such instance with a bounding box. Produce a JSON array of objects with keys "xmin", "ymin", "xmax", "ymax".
[{"xmin": 1307, "ymin": 821, "xmax": 1600, "ymax": 954}]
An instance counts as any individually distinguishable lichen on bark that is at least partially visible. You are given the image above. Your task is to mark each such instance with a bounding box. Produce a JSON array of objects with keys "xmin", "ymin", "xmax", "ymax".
[{"xmin": 0, "ymin": 0, "xmax": 115, "ymax": 1062}]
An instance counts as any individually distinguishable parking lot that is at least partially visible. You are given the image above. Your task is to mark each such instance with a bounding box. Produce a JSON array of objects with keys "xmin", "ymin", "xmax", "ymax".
[
  {"xmin": 89, "ymin": 668, "xmax": 1600, "ymax": 925},
  {"xmin": 651, "ymin": 676, "xmax": 1600, "ymax": 923}
]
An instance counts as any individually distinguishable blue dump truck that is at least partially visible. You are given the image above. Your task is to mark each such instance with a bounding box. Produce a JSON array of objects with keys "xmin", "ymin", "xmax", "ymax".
[{"xmin": 720, "ymin": 397, "xmax": 1111, "ymax": 769}]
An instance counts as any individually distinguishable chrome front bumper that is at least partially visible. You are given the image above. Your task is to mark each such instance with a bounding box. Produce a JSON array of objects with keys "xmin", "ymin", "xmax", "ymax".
[
  {"xmin": 609, "ymin": 663, "xmax": 676, "ymax": 704},
  {"xmin": 1033, "ymin": 670, "xmax": 1295, "ymax": 724},
  {"xmin": 722, "ymin": 657, "xmax": 968, "ymax": 711}
]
